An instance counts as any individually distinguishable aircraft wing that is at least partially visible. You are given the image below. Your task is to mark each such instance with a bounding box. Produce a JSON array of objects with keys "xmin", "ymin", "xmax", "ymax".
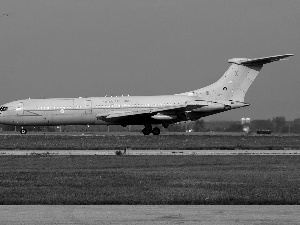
[
  {"xmin": 95, "ymin": 100, "xmax": 223, "ymax": 120},
  {"xmin": 95, "ymin": 104, "xmax": 188, "ymax": 119}
]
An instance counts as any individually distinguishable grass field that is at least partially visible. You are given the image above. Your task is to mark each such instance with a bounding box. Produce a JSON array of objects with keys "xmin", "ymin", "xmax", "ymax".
[
  {"xmin": 0, "ymin": 155, "xmax": 299, "ymax": 204},
  {"xmin": 0, "ymin": 134, "xmax": 300, "ymax": 150}
]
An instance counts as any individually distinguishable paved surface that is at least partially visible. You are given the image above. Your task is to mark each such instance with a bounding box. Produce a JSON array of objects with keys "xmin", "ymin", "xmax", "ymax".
[
  {"xmin": 1, "ymin": 131, "xmax": 299, "ymax": 136},
  {"xmin": 1, "ymin": 149, "xmax": 300, "ymax": 155},
  {"xmin": 1, "ymin": 205, "xmax": 300, "ymax": 225}
]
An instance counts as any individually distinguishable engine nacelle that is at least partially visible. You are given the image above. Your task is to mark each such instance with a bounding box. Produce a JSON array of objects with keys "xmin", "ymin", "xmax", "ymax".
[
  {"xmin": 151, "ymin": 114, "xmax": 177, "ymax": 120},
  {"xmin": 192, "ymin": 103, "xmax": 230, "ymax": 112}
]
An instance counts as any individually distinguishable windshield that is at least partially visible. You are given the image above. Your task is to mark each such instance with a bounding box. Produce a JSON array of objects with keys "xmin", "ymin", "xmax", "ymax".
[{"xmin": 0, "ymin": 106, "xmax": 8, "ymax": 111}]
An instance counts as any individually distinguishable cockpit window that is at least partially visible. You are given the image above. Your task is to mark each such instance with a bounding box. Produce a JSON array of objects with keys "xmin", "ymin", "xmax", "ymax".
[{"xmin": 0, "ymin": 106, "xmax": 8, "ymax": 111}]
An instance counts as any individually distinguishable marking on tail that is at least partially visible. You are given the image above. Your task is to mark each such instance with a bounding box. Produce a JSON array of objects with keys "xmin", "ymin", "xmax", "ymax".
[{"xmin": 178, "ymin": 54, "xmax": 293, "ymax": 102}]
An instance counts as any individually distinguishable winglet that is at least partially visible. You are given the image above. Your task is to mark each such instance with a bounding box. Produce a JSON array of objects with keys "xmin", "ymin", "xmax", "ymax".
[{"xmin": 228, "ymin": 54, "xmax": 293, "ymax": 66}]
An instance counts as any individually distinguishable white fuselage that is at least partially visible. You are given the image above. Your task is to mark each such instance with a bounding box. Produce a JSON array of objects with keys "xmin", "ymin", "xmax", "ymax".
[{"xmin": 0, "ymin": 95, "xmax": 219, "ymax": 126}]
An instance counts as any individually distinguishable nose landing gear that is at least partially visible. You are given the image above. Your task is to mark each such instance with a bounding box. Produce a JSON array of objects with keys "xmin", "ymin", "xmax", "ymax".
[{"xmin": 20, "ymin": 128, "xmax": 27, "ymax": 134}]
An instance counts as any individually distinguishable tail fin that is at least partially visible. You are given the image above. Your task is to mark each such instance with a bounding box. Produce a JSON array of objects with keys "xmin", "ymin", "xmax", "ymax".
[{"xmin": 179, "ymin": 54, "xmax": 293, "ymax": 102}]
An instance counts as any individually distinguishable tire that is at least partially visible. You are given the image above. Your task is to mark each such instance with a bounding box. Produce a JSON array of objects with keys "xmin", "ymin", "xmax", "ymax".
[
  {"xmin": 20, "ymin": 129, "xmax": 27, "ymax": 134},
  {"xmin": 142, "ymin": 128, "xmax": 152, "ymax": 135},
  {"xmin": 152, "ymin": 127, "xmax": 160, "ymax": 135}
]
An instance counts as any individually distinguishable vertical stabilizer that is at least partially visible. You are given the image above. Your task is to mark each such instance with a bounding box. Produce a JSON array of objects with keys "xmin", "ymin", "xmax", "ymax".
[{"xmin": 179, "ymin": 54, "xmax": 293, "ymax": 102}]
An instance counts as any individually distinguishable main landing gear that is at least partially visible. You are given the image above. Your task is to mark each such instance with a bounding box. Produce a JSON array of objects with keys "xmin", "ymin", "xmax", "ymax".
[
  {"xmin": 20, "ymin": 128, "xmax": 27, "ymax": 134},
  {"xmin": 142, "ymin": 125, "xmax": 161, "ymax": 135}
]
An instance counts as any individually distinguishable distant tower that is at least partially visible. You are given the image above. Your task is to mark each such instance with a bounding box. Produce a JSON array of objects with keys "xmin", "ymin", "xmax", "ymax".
[
  {"xmin": 241, "ymin": 117, "xmax": 251, "ymax": 134},
  {"xmin": 241, "ymin": 118, "xmax": 246, "ymax": 125}
]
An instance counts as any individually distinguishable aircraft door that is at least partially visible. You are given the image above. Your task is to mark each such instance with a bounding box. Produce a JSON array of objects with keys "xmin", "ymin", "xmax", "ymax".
[
  {"xmin": 85, "ymin": 100, "xmax": 92, "ymax": 113},
  {"xmin": 16, "ymin": 102, "xmax": 24, "ymax": 115}
]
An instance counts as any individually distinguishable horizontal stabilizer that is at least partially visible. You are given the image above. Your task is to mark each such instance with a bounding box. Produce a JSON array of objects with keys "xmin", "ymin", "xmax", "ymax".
[{"xmin": 228, "ymin": 54, "xmax": 293, "ymax": 66}]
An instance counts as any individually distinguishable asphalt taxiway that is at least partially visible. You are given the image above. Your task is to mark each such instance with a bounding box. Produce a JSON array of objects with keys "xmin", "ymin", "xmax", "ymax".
[
  {"xmin": 1, "ymin": 149, "xmax": 300, "ymax": 156},
  {"xmin": 1, "ymin": 205, "xmax": 299, "ymax": 225}
]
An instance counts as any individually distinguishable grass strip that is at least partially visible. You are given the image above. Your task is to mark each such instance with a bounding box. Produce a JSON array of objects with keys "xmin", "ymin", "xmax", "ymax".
[
  {"xmin": 0, "ymin": 155, "xmax": 299, "ymax": 204},
  {"xmin": 0, "ymin": 135, "xmax": 300, "ymax": 150}
]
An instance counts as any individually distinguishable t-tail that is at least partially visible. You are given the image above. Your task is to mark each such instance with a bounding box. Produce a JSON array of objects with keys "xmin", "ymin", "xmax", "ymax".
[{"xmin": 179, "ymin": 54, "xmax": 293, "ymax": 103}]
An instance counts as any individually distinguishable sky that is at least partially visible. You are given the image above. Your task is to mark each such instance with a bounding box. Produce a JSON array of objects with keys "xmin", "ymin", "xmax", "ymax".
[{"xmin": 0, "ymin": 0, "xmax": 299, "ymax": 121}]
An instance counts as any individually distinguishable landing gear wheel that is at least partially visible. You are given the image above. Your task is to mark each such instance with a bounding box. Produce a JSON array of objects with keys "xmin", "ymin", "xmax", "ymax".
[
  {"xmin": 142, "ymin": 128, "xmax": 152, "ymax": 135},
  {"xmin": 20, "ymin": 129, "xmax": 27, "ymax": 134},
  {"xmin": 152, "ymin": 127, "xmax": 160, "ymax": 135}
]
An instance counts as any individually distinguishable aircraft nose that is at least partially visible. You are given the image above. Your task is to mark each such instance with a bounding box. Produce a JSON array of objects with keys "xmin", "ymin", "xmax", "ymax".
[
  {"xmin": 0, "ymin": 112, "xmax": 3, "ymax": 124},
  {"xmin": 0, "ymin": 106, "xmax": 6, "ymax": 123}
]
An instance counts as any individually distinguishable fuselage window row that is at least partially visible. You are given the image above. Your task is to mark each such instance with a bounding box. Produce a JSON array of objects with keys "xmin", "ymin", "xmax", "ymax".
[{"xmin": 18, "ymin": 102, "xmax": 182, "ymax": 111}]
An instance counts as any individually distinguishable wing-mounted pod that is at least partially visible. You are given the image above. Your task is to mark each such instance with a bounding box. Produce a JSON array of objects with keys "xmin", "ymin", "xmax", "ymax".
[
  {"xmin": 151, "ymin": 114, "xmax": 177, "ymax": 120},
  {"xmin": 185, "ymin": 100, "xmax": 229, "ymax": 112}
]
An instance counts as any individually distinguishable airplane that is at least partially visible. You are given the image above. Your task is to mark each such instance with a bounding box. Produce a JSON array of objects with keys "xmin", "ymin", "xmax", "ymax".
[{"xmin": 0, "ymin": 54, "xmax": 293, "ymax": 135}]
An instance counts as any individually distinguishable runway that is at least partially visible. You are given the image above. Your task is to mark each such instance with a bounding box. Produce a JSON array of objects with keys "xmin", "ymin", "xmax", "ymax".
[
  {"xmin": 1, "ymin": 205, "xmax": 299, "ymax": 225},
  {"xmin": 1, "ymin": 149, "xmax": 300, "ymax": 155}
]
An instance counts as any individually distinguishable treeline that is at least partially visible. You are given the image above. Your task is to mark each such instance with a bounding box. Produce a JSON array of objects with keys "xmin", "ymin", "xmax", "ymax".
[
  {"xmin": 206, "ymin": 117, "xmax": 300, "ymax": 133},
  {"xmin": 1, "ymin": 116, "xmax": 300, "ymax": 133}
]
